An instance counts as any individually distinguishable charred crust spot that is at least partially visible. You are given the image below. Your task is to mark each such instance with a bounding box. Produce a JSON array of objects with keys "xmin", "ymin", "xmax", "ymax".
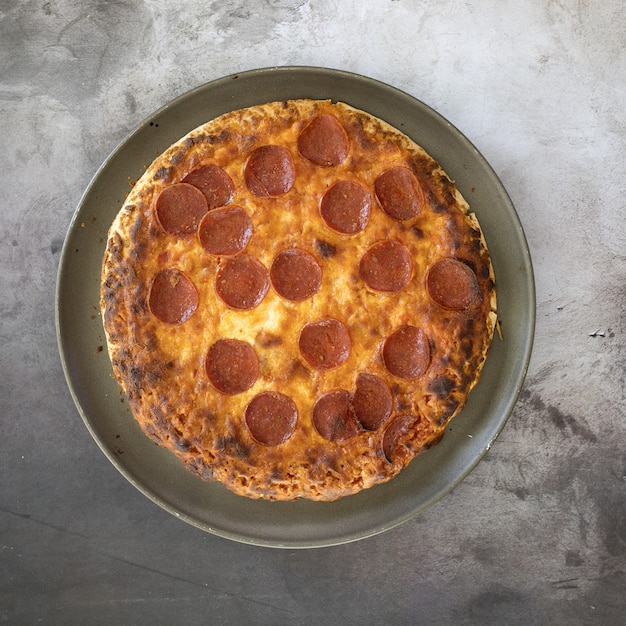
[
  {"xmin": 151, "ymin": 405, "xmax": 170, "ymax": 431},
  {"xmin": 412, "ymin": 226, "xmax": 425, "ymax": 239},
  {"xmin": 288, "ymin": 359, "xmax": 311, "ymax": 381},
  {"xmin": 170, "ymin": 149, "xmax": 185, "ymax": 166},
  {"xmin": 147, "ymin": 223, "xmax": 160, "ymax": 239},
  {"xmin": 459, "ymin": 258, "xmax": 477, "ymax": 273},
  {"xmin": 461, "ymin": 338, "xmax": 475, "ymax": 359},
  {"xmin": 207, "ymin": 129, "xmax": 231, "ymax": 144},
  {"xmin": 174, "ymin": 437, "xmax": 190, "ymax": 452},
  {"xmin": 407, "ymin": 155, "xmax": 434, "ymax": 178},
  {"xmin": 107, "ymin": 233, "xmax": 124, "ymax": 262},
  {"xmin": 129, "ymin": 216, "xmax": 144, "ymax": 243},
  {"xmin": 315, "ymin": 239, "xmax": 336, "ymax": 258},
  {"xmin": 186, "ymin": 457, "xmax": 203, "ymax": 474},
  {"xmin": 214, "ymin": 432, "xmax": 251, "ymax": 460},
  {"xmin": 434, "ymin": 403, "xmax": 459, "ymax": 427},
  {"xmin": 144, "ymin": 426, "xmax": 162, "ymax": 444},
  {"xmin": 145, "ymin": 370, "xmax": 161, "ymax": 385},
  {"xmin": 429, "ymin": 197, "xmax": 448, "ymax": 213},
  {"xmin": 469, "ymin": 237, "xmax": 483, "ymax": 255},
  {"xmin": 184, "ymin": 134, "xmax": 207, "ymax": 149},
  {"xmin": 309, "ymin": 448, "xmax": 340, "ymax": 474},
  {"xmin": 102, "ymin": 287, "xmax": 117, "ymax": 306},
  {"xmin": 422, "ymin": 431, "xmax": 445, "ymax": 450},
  {"xmin": 429, "ymin": 375, "xmax": 455, "ymax": 399},
  {"xmin": 419, "ymin": 170, "xmax": 458, "ymax": 214},
  {"xmin": 427, "ymin": 377, "xmax": 460, "ymax": 427},
  {"xmin": 128, "ymin": 365, "xmax": 143, "ymax": 393},
  {"xmin": 153, "ymin": 166, "xmax": 174, "ymax": 182},
  {"xmin": 130, "ymin": 297, "xmax": 147, "ymax": 315},
  {"xmin": 421, "ymin": 187, "xmax": 443, "ymax": 212},
  {"xmin": 198, "ymin": 466, "xmax": 213, "ymax": 480},
  {"xmin": 256, "ymin": 331, "xmax": 282, "ymax": 348},
  {"xmin": 438, "ymin": 176, "xmax": 458, "ymax": 205},
  {"xmin": 144, "ymin": 332, "xmax": 158, "ymax": 351},
  {"xmin": 396, "ymin": 398, "xmax": 410, "ymax": 412},
  {"xmin": 346, "ymin": 114, "xmax": 373, "ymax": 150},
  {"xmin": 129, "ymin": 243, "xmax": 147, "ymax": 263},
  {"xmin": 228, "ymin": 436, "xmax": 252, "ymax": 461}
]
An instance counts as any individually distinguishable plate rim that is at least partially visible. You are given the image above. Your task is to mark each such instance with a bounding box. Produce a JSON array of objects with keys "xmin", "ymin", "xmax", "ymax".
[{"xmin": 56, "ymin": 65, "xmax": 535, "ymax": 548}]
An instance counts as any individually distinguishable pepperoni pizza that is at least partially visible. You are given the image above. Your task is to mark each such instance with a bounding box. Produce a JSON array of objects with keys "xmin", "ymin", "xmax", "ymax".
[{"xmin": 101, "ymin": 99, "xmax": 497, "ymax": 501}]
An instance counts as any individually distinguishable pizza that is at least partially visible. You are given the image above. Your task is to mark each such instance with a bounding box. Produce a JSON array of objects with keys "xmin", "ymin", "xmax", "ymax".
[{"xmin": 101, "ymin": 99, "xmax": 497, "ymax": 501}]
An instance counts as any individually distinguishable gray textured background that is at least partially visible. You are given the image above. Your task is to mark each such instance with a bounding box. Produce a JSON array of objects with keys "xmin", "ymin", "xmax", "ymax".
[{"xmin": 1, "ymin": 1, "xmax": 624, "ymax": 623}]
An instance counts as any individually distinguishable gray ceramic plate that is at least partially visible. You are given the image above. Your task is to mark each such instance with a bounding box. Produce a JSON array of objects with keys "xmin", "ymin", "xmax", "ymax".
[{"xmin": 56, "ymin": 67, "xmax": 535, "ymax": 548}]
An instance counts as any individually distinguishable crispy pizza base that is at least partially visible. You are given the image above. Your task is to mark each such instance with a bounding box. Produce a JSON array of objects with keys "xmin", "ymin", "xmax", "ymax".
[{"xmin": 101, "ymin": 99, "xmax": 497, "ymax": 501}]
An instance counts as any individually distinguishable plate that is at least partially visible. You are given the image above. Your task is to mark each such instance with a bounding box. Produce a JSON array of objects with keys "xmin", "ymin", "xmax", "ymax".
[{"xmin": 56, "ymin": 66, "xmax": 535, "ymax": 548}]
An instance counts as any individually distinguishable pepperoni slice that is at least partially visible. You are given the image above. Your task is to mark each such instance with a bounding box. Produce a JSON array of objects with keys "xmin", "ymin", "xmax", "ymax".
[
  {"xmin": 154, "ymin": 183, "xmax": 208, "ymax": 235},
  {"xmin": 205, "ymin": 338, "xmax": 259, "ymax": 395},
  {"xmin": 298, "ymin": 318, "xmax": 351, "ymax": 370},
  {"xmin": 148, "ymin": 268, "xmax": 198, "ymax": 324},
  {"xmin": 427, "ymin": 258, "xmax": 480, "ymax": 310},
  {"xmin": 374, "ymin": 166, "xmax": 423, "ymax": 221},
  {"xmin": 320, "ymin": 180, "xmax": 371, "ymax": 234},
  {"xmin": 382, "ymin": 414, "xmax": 417, "ymax": 462},
  {"xmin": 215, "ymin": 254, "xmax": 269, "ymax": 309},
  {"xmin": 383, "ymin": 325, "xmax": 431, "ymax": 379},
  {"xmin": 359, "ymin": 240, "xmax": 412, "ymax": 292},
  {"xmin": 353, "ymin": 373, "xmax": 393, "ymax": 431},
  {"xmin": 198, "ymin": 206, "xmax": 253, "ymax": 256},
  {"xmin": 182, "ymin": 164, "xmax": 234, "ymax": 209},
  {"xmin": 270, "ymin": 249, "xmax": 322, "ymax": 301},
  {"xmin": 297, "ymin": 114, "xmax": 349, "ymax": 167},
  {"xmin": 312, "ymin": 390, "xmax": 361, "ymax": 441},
  {"xmin": 244, "ymin": 145, "xmax": 295, "ymax": 197},
  {"xmin": 245, "ymin": 392, "xmax": 297, "ymax": 446}
]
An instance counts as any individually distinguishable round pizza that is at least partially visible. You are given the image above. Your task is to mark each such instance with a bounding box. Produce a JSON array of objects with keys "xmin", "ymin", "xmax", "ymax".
[{"xmin": 101, "ymin": 99, "xmax": 497, "ymax": 501}]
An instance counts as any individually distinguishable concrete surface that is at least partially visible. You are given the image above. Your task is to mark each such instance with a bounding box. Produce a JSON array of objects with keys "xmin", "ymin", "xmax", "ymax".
[{"xmin": 1, "ymin": 1, "xmax": 624, "ymax": 623}]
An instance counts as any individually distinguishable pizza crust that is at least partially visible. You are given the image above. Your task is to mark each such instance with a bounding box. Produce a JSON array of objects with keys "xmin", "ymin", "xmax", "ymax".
[{"xmin": 101, "ymin": 99, "xmax": 496, "ymax": 501}]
